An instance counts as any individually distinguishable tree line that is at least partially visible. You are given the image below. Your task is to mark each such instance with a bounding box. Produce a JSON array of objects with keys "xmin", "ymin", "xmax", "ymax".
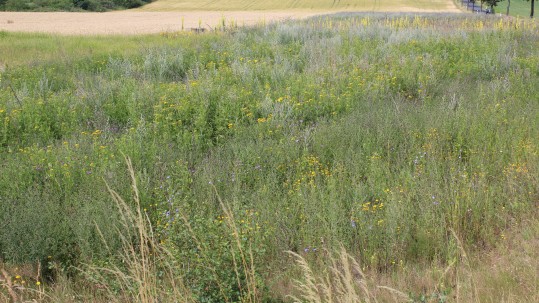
[{"xmin": 0, "ymin": 0, "xmax": 153, "ymax": 11}]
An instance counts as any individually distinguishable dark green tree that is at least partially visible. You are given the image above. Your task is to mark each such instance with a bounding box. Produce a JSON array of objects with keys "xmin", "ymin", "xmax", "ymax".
[
  {"xmin": 4, "ymin": 0, "xmax": 73, "ymax": 11},
  {"xmin": 4, "ymin": 0, "xmax": 28, "ymax": 10},
  {"xmin": 481, "ymin": 0, "xmax": 502, "ymax": 13},
  {"xmin": 2, "ymin": 0, "xmax": 152, "ymax": 11},
  {"xmin": 112, "ymin": 0, "xmax": 152, "ymax": 9}
]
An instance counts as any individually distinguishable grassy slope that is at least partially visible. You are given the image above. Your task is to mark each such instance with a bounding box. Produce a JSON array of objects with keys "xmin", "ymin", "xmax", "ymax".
[
  {"xmin": 458, "ymin": 0, "xmax": 532, "ymax": 17},
  {"xmin": 0, "ymin": 33, "xmax": 179, "ymax": 67},
  {"xmin": 497, "ymin": 0, "xmax": 533, "ymax": 17},
  {"xmin": 137, "ymin": 0, "xmax": 456, "ymax": 11}
]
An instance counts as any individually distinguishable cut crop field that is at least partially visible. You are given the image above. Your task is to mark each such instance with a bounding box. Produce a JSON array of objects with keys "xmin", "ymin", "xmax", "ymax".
[
  {"xmin": 0, "ymin": 0, "xmax": 460, "ymax": 35},
  {"xmin": 0, "ymin": 11, "xmax": 319, "ymax": 35},
  {"xmin": 1, "ymin": 14, "xmax": 538, "ymax": 302},
  {"xmin": 138, "ymin": 0, "xmax": 459, "ymax": 12}
]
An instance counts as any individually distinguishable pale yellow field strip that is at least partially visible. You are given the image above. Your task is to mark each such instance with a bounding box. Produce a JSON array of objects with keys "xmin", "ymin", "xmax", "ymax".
[
  {"xmin": 0, "ymin": 0, "xmax": 460, "ymax": 36},
  {"xmin": 0, "ymin": 11, "xmax": 321, "ymax": 35},
  {"xmin": 138, "ymin": 0, "xmax": 459, "ymax": 12}
]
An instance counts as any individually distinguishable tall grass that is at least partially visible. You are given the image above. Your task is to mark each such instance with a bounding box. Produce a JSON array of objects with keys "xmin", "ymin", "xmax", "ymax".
[
  {"xmin": 289, "ymin": 246, "xmax": 384, "ymax": 303},
  {"xmin": 0, "ymin": 13, "xmax": 538, "ymax": 302},
  {"xmin": 85, "ymin": 156, "xmax": 184, "ymax": 302}
]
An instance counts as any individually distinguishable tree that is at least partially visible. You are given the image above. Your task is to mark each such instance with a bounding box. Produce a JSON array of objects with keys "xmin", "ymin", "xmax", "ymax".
[
  {"xmin": 530, "ymin": 0, "xmax": 536, "ymax": 18},
  {"xmin": 481, "ymin": 0, "xmax": 503, "ymax": 13},
  {"xmin": 4, "ymin": 0, "xmax": 73, "ymax": 11},
  {"xmin": 2, "ymin": 0, "xmax": 152, "ymax": 11},
  {"xmin": 112, "ymin": 0, "xmax": 153, "ymax": 9},
  {"xmin": 4, "ymin": 0, "xmax": 29, "ymax": 10}
]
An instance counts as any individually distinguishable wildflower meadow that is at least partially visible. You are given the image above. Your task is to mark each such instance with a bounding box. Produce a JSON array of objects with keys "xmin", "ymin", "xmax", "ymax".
[{"xmin": 1, "ymin": 13, "xmax": 538, "ymax": 302}]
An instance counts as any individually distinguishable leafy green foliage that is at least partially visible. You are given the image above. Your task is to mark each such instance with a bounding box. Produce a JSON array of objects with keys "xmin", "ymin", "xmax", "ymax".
[{"xmin": 1, "ymin": 0, "xmax": 153, "ymax": 11}]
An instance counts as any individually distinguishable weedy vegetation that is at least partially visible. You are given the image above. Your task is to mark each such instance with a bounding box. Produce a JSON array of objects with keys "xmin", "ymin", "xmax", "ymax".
[{"xmin": 0, "ymin": 13, "xmax": 538, "ymax": 302}]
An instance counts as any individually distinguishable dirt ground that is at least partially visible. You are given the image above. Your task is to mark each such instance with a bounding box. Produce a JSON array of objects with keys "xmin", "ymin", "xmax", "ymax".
[{"xmin": 0, "ymin": 8, "xmax": 461, "ymax": 36}]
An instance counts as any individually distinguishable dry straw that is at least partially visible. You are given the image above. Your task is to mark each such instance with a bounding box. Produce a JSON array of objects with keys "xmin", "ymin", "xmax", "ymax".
[
  {"xmin": 84, "ymin": 155, "xmax": 193, "ymax": 303},
  {"xmin": 288, "ymin": 245, "xmax": 409, "ymax": 303}
]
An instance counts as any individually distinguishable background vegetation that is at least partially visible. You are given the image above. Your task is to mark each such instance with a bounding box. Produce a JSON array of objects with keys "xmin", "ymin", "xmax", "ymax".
[
  {"xmin": 0, "ymin": 0, "xmax": 153, "ymax": 11},
  {"xmin": 499, "ymin": 0, "xmax": 536, "ymax": 16},
  {"xmin": 1, "ymin": 13, "xmax": 538, "ymax": 302}
]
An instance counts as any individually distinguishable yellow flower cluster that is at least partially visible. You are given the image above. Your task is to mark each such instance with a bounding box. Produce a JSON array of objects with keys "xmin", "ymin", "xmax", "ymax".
[
  {"xmin": 284, "ymin": 155, "xmax": 332, "ymax": 193},
  {"xmin": 361, "ymin": 200, "xmax": 385, "ymax": 213},
  {"xmin": 504, "ymin": 162, "xmax": 529, "ymax": 175}
]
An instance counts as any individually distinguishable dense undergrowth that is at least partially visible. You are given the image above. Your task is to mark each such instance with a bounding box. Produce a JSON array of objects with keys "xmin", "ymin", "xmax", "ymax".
[{"xmin": 0, "ymin": 14, "xmax": 538, "ymax": 302}]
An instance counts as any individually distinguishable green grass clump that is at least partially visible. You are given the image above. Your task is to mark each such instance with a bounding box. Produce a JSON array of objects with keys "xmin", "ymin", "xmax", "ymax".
[
  {"xmin": 497, "ymin": 0, "xmax": 534, "ymax": 16},
  {"xmin": 0, "ymin": 13, "xmax": 538, "ymax": 302}
]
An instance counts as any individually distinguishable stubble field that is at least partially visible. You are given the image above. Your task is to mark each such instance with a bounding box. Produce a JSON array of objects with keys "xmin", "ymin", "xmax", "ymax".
[
  {"xmin": 0, "ymin": 0, "xmax": 460, "ymax": 35},
  {"xmin": 137, "ymin": 0, "xmax": 459, "ymax": 11}
]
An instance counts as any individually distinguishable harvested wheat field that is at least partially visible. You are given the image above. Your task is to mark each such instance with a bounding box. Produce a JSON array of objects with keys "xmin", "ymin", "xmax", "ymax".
[
  {"xmin": 138, "ymin": 0, "xmax": 459, "ymax": 12},
  {"xmin": 0, "ymin": 0, "xmax": 460, "ymax": 35},
  {"xmin": 0, "ymin": 11, "xmax": 321, "ymax": 35}
]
